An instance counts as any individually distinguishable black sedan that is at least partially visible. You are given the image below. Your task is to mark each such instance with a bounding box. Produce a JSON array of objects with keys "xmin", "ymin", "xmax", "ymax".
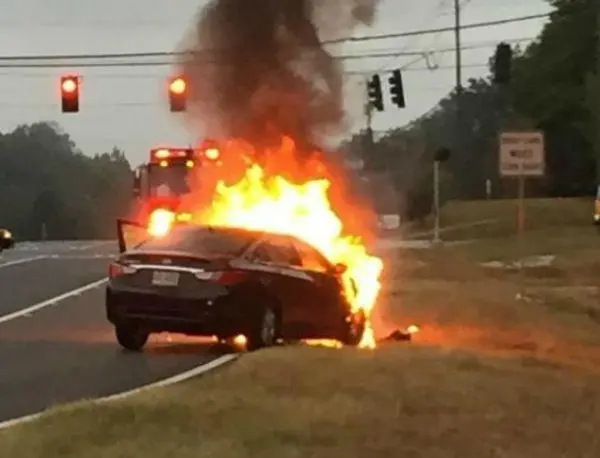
[
  {"xmin": 106, "ymin": 219, "xmax": 366, "ymax": 351},
  {"xmin": 0, "ymin": 229, "xmax": 14, "ymax": 251}
]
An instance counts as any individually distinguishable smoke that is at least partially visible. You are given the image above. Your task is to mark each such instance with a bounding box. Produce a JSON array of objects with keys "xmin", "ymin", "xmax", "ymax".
[{"xmin": 176, "ymin": 0, "xmax": 381, "ymax": 155}]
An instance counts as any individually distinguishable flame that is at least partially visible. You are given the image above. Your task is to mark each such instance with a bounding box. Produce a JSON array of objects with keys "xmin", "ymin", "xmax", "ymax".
[
  {"xmin": 193, "ymin": 144, "xmax": 383, "ymax": 349},
  {"xmin": 148, "ymin": 209, "xmax": 175, "ymax": 237}
]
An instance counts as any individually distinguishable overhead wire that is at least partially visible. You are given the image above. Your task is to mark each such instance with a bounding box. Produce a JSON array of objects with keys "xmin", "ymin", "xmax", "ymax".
[
  {"xmin": 0, "ymin": 36, "xmax": 534, "ymax": 72},
  {"xmin": 0, "ymin": 12, "xmax": 549, "ymax": 65}
]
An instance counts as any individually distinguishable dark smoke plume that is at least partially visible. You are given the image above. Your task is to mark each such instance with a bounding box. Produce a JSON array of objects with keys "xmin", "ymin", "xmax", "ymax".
[{"xmin": 176, "ymin": 0, "xmax": 380, "ymax": 154}]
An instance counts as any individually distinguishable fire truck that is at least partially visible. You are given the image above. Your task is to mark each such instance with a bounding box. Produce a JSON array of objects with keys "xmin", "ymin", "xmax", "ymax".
[{"xmin": 130, "ymin": 142, "xmax": 221, "ymax": 236}]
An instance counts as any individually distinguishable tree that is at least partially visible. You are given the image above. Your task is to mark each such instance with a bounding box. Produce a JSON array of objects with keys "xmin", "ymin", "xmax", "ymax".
[
  {"xmin": 347, "ymin": 0, "xmax": 599, "ymax": 205},
  {"xmin": 510, "ymin": 0, "xmax": 597, "ymax": 195},
  {"xmin": 0, "ymin": 122, "xmax": 133, "ymax": 240}
]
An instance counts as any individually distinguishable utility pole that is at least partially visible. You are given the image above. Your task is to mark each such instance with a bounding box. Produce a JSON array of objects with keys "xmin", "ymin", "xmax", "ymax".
[
  {"xmin": 595, "ymin": 0, "xmax": 600, "ymax": 185},
  {"xmin": 454, "ymin": 0, "xmax": 464, "ymax": 193},
  {"xmin": 454, "ymin": 0, "xmax": 462, "ymax": 95}
]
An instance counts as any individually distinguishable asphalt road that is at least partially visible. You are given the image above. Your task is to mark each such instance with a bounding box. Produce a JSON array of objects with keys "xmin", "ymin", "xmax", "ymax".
[{"xmin": 0, "ymin": 241, "xmax": 229, "ymax": 424}]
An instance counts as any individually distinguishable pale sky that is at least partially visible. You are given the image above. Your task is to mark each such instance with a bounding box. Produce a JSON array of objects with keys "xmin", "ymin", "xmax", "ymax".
[{"xmin": 0, "ymin": 0, "xmax": 552, "ymax": 166}]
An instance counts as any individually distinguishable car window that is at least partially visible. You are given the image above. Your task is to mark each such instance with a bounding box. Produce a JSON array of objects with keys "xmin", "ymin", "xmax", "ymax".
[
  {"xmin": 135, "ymin": 226, "xmax": 258, "ymax": 257},
  {"xmin": 252, "ymin": 238, "xmax": 301, "ymax": 266},
  {"xmin": 294, "ymin": 240, "xmax": 331, "ymax": 273}
]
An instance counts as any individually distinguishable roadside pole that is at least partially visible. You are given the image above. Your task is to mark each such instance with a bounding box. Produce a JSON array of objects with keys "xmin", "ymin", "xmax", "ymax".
[
  {"xmin": 432, "ymin": 147, "xmax": 451, "ymax": 245},
  {"xmin": 517, "ymin": 170, "xmax": 526, "ymax": 297},
  {"xmin": 433, "ymin": 160, "xmax": 441, "ymax": 244},
  {"xmin": 498, "ymin": 130, "xmax": 545, "ymax": 300}
]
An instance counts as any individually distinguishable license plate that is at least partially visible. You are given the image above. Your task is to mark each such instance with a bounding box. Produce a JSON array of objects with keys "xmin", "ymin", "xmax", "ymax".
[{"xmin": 151, "ymin": 270, "xmax": 179, "ymax": 286}]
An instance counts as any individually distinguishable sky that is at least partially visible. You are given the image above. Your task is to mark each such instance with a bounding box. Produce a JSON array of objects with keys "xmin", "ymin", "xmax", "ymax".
[{"xmin": 0, "ymin": 0, "xmax": 552, "ymax": 166}]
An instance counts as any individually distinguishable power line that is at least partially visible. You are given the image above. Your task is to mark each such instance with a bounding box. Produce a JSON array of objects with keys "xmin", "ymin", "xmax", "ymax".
[
  {"xmin": 306, "ymin": 12, "xmax": 549, "ymax": 45},
  {"xmin": 0, "ymin": 63, "xmax": 490, "ymax": 81},
  {"xmin": 0, "ymin": 12, "xmax": 549, "ymax": 63},
  {"xmin": 0, "ymin": 37, "xmax": 534, "ymax": 70}
]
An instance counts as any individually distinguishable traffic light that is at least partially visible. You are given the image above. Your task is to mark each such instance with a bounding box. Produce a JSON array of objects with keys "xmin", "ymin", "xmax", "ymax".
[
  {"xmin": 60, "ymin": 75, "xmax": 79, "ymax": 113},
  {"xmin": 168, "ymin": 76, "xmax": 187, "ymax": 112},
  {"xmin": 367, "ymin": 74, "xmax": 383, "ymax": 111},
  {"xmin": 388, "ymin": 69, "xmax": 405, "ymax": 108},
  {"xmin": 493, "ymin": 42, "xmax": 512, "ymax": 84}
]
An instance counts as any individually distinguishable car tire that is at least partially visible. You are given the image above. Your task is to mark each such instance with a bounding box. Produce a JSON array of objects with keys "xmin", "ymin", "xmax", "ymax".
[
  {"xmin": 115, "ymin": 323, "xmax": 149, "ymax": 352},
  {"xmin": 246, "ymin": 307, "xmax": 278, "ymax": 352},
  {"xmin": 339, "ymin": 309, "xmax": 366, "ymax": 346}
]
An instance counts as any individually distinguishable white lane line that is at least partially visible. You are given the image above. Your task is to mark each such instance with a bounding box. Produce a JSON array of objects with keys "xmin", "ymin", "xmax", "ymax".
[
  {"xmin": 0, "ymin": 353, "xmax": 238, "ymax": 429},
  {"xmin": 0, "ymin": 256, "xmax": 47, "ymax": 269},
  {"xmin": 0, "ymin": 278, "xmax": 108, "ymax": 324},
  {"xmin": 76, "ymin": 241, "xmax": 116, "ymax": 251},
  {"xmin": 47, "ymin": 254, "xmax": 116, "ymax": 260}
]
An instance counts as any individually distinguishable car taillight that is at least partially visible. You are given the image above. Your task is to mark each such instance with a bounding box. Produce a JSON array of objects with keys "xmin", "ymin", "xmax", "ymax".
[
  {"xmin": 193, "ymin": 270, "xmax": 248, "ymax": 285},
  {"xmin": 108, "ymin": 263, "xmax": 137, "ymax": 279}
]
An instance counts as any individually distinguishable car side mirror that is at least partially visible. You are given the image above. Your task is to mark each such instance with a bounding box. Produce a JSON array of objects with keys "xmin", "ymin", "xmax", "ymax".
[{"xmin": 333, "ymin": 263, "xmax": 347, "ymax": 274}]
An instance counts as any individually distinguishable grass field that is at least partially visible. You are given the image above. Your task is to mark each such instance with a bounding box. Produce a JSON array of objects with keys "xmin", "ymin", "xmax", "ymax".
[
  {"xmin": 401, "ymin": 196, "xmax": 593, "ymax": 240},
  {"xmin": 1, "ymin": 197, "xmax": 600, "ymax": 457}
]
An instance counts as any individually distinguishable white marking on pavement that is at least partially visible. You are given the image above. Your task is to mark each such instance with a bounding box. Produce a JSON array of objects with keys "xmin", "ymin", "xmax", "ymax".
[
  {"xmin": 47, "ymin": 254, "xmax": 116, "ymax": 259},
  {"xmin": 0, "ymin": 353, "xmax": 238, "ymax": 429},
  {"xmin": 0, "ymin": 256, "xmax": 47, "ymax": 269},
  {"xmin": 0, "ymin": 278, "xmax": 108, "ymax": 324}
]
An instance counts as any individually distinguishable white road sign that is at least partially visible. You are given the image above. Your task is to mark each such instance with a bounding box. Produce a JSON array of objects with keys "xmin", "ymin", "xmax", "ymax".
[{"xmin": 499, "ymin": 130, "xmax": 545, "ymax": 177}]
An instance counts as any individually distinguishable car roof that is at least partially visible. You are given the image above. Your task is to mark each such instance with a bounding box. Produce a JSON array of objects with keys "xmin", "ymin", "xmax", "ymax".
[
  {"xmin": 171, "ymin": 223, "xmax": 299, "ymax": 241},
  {"xmin": 138, "ymin": 222, "xmax": 322, "ymax": 250}
]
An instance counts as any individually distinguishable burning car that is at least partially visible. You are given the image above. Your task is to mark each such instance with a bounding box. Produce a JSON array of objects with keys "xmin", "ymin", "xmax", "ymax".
[{"xmin": 106, "ymin": 219, "xmax": 366, "ymax": 351}]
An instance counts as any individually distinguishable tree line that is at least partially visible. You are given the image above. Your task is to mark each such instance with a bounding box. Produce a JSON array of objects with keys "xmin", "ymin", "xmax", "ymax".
[
  {"xmin": 0, "ymin": 122, "xmax": 132, "ymax": 240},
  {"xmin": 341, "ymin": 0, "xmax": 598, "ymax": 220}
]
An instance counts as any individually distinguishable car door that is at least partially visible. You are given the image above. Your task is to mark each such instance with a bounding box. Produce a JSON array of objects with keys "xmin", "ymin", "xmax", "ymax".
[
  {"xmin": 116, "ymin": 218, "xmax": 151, "ymax": 253},
  {"xmin": 291, "ymin": 239, "xmax": 346, "ymax": 332},
  {"xmin": 246, "ymin": 236, "xmax": 314, "ymax": 337}
]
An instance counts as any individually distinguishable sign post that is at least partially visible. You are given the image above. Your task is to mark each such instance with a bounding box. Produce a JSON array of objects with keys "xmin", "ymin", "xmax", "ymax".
[{"xmin": 498, "ymin": 130, "xmax": 545, "ymax": 299}]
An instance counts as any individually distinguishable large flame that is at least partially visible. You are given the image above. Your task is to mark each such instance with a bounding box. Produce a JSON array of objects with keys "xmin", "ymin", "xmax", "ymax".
[{"xmin": 190, "ymin": 140, "xmax": 383, "ymax": 349}]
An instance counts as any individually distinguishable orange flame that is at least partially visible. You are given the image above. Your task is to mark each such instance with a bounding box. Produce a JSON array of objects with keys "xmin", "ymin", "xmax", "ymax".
[{"xmin": 189, "ymin": 140, "xmax": 383, "ymax": 349}]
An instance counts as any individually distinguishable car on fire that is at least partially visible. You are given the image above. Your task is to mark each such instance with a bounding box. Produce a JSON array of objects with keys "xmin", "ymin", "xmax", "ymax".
[
  {"xmin": 106, "ymin": 219, "xmax": 366, "ymax": 351},
  {"xmin": 0, "ymin": 228, "xmax": 14, "ymax": 252}
]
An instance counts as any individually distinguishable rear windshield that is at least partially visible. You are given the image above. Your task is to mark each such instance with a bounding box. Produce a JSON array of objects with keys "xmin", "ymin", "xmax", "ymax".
[{"xmin": 136, "ymin": 226, "xmax": 259, "ymax": 257}]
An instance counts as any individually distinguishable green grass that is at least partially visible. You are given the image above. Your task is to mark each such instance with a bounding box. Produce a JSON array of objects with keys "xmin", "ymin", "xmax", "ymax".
[
  {"xmin": 401, "ymin": 197, "xmax": 593, "ymax": 240},
  {"xmin": 2, "ymin": 347, "xmax": 600, "ymax": 458},
  {"xmin": 2, "ymin": 197, "xmax": 600, "ymax": 457}
]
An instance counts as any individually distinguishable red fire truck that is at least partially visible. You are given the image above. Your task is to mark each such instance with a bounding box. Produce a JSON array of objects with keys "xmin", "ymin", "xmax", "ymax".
[{"xmin": 130, "ymin": 142, "xmax": 222, "ymax": 236}]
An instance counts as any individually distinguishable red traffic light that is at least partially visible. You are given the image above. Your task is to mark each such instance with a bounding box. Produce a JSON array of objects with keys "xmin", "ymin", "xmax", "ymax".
[
  {"xmin": 169, "ymin": 77, "xmax": 186, "ymax": 94},
  {"xmin": 61, "ymin": 78, "xmax": 77, "ymax": 93},
  {"xmin": 60, "ymin": 75, "xmax": 80, "ymax": 113},
  {"xmin": 168, "ymin": 76, "xmax": 187, "ymax": 112}
]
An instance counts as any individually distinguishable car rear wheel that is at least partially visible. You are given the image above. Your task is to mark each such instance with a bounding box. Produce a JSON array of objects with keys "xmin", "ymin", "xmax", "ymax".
[
  {"xmin": 340, "ymin": 310, "xmax": 366, "ymax": 346},
  {"xmin": 246, "ymin": 307, "xmax": 278, "ymax": 351},
  {"xmin": 115, "ymin": 323, "xmax": 149, "ymax": 352}
]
